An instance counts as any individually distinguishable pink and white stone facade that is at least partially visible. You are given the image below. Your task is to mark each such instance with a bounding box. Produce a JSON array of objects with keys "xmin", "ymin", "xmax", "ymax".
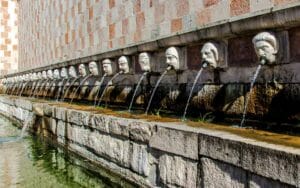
[
  {"xmin": 0, "ymin": 0, "xmax": 18, "ymax": 74},
  {"xmin": 14, "ymin": 0, "xmax": 300, "ymax": 71}
]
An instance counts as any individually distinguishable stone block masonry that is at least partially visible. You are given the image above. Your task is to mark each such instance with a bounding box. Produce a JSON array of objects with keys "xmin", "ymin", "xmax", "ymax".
[
  {"xmin": 0, "ymin": 0, "xmax": 18, "ymax": 74},
  {"xmin": 0, "ymin": 95, "xmax": 298, "ymax": 187}
]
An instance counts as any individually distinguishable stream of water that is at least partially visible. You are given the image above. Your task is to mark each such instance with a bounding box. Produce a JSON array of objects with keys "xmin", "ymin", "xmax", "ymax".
[
  {"xmin": 0, "ymin": 115, "xmax": 137, "ymax": 188},
  {"xmin": 240, "ymin": 64, "xmax": 262, "ymax": 127}
]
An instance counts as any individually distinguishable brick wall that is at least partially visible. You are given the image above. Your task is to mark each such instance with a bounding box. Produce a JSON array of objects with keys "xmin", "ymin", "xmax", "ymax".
[
  {"xmin": 0, "ymin": 0, "xmax": 18, "ymax": 74},
  {"xmin": 18, "ymin": 0, "xmax": 299, "ymax": 71}
]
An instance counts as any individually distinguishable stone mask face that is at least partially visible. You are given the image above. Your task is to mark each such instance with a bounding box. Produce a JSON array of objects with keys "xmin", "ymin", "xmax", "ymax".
[
  {"xmin": 138, "ymin": 53, "xmax": 151, "ymax": 72},
  {"xmin": 53, "ymin": 69, "xmax": 60, "ymax": 79},
  {"xmin": 32, "ymin": 73, "xmax": 38, "ymax": 81},
  {"xmin": 60, "ymin": 68, "xmax": 68, "ymax": 79},
  {"xmin": 37, "ymin": 72, "xmax": 42, "ymax": 79},
  {"xmin": 47, "ymin": 70, "xmax": 54, "ymax": 79},
  {"xmin": 42, "ymin": 71, "xmax": 47, "ymax": 79},
  {"xmin": 68, "ymin": 66, "xmax": 77, "ymax": 78},
  {"xmin": 78, "ymin": 64, "xmax": 87, "ymax": 77},
  {"xmin": 88, "ymin": 61, "xmax": 99, "ymax": 76},
  {"xmin": 118, "ymin": 56, "xmax": 130, "ymax": 73},
  {"xmin": 165, "ymin": 47, "xmax": 180, "ymax": 70},
  {"xmin": 102, "ymin": 59, "xmax": 113, "ymax": 76},
  {"xmin": 252, "ymin": 32, "xmax": 278, "ymax": 65},
  {"xmin": 201, "ymin": 42, "xmax": 218, "ymax": 68},
  {"xmin": 254, "ymin": 41, "xmax": 277, "ymax": 64}
]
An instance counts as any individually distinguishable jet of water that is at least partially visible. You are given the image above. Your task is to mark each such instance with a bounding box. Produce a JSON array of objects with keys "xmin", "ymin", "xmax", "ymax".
[
  {"xmin": 182, "ymin": 67, "xmax": 204, "ymax": 121},
  {"xmin": 93, "ymin": 73, "xmax": 107, "ymax": 107},
  {"xmin": 19, "ymin": 82, "xmax": 29, "ymax": 96},
  {"xmin": 62, "ymin": 77, "xmax": 80, "ymax": 101},
  {"xmin": 43, "ymin": 80, "xmax": 56, "ymax": 100},
  {"xmin": 145, "ymin": 66, "xmax": 171, "ymax": 115},
  {"xmin": 70, "ymin": 75, "xmax": 91, "ymax": 104},
  {"xmin": 33, "ymin": 79, "xmax": 49, "ymax": 98},
  {"xmin": 128, "ymin": 72, "xmax": 148, "ymax": 112},
  {"xmin": 97, "ymin": 72, "xmax": 122, "ymax": 107},
  {"xmin": 240, "ymin": 64, "xmax": 262, "ymax": 127},
  {"xmin": 55, "ymin": 78, "xmax": 66, "ymax": 101}
]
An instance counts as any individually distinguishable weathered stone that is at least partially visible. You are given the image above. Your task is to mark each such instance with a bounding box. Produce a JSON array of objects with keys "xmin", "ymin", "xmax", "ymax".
[
  {"xmin": 241, "ymin": 143, "xmax": 300, "ymax": 187},
  {"xmin": 108, "ymin": 137, "xmax": 131, "ymax": 168},
  {"xmin": 67, "ymin": 109, "xmax": 83, "ymax": 125},
  {"xmin": 191, "ymin": 85, "xmax": 222, "ymax": 111},
  {"xmin": 130, "ymin": 143, "xmax": 150, "ymax": 176},
  {"xmin": 200, "ymin": 157, "xmax": 246, "ymax": 188},
  {"xmin": 108, "ymin": 117, "xmax": 130, "ymax": 137},
  {"xmin": 129, "ymin": 121, "xmax": 153, "ymax": 143},
  {"xmin": 150, "ymin": 125, "xmax": 198, "ymax": 160},
  {"xmin": 54, "ymin": 107, "xmax": 67, "ymax": 121},
  {"xmin": 49, "ymin": 118, "xmax": 57, "ymax": 135},
  {"xmin": 4, "ymin": 97, "xmax": 15, "ymax": 106},
  {"xmin": 246, "ymin": 84, "xmax": 282, "ymax": 116},
  {"xmin": 16, "ymin": 98, "xmax": 32, "ymax": 111},
  {"xmin": 67, "ymin": 109, "xmax": 91, "ymax": 126},
  {"xmin": 199, "ymin": 130, "xmax": 300, "ymax": 187},
  {"xmin": 199, "ymin": 133, "xmax": 242, "ymax": 166},
  {"xmin": 32, "ymin": 103, "xmax": 44, "ymax": 116},
  {"xmin": 56, "ymin": 120, "xmax": 66, "ymax": 140},
  {"xmin": 42, "ymin": 103, "xmax": 53, "ymax": 116},
  {"xmin": 248, "ymin": 173, "xmax": 293, "ymax": 188},
  {"xmin": 67, "ymin": 124, "xmax": 90, "ymax": 146},
  {"xmin": 90, "ymin": 114, "xmax": 110, "ymax": 133},
  {"xmin": 159, "ymin": 154, "xmax": 197, "ymax": 188}
]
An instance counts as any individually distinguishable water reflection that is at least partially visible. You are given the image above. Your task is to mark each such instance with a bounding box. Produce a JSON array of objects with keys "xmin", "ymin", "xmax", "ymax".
[{"xmin": 0, "ymin": 115, "xmax": 137, "ymax": 188}]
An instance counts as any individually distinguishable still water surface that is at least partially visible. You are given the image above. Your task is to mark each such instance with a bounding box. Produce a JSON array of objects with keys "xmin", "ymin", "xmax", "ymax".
[{"xmin": 0, "ymin": 115, "xmax": 136, "ymax": 188}]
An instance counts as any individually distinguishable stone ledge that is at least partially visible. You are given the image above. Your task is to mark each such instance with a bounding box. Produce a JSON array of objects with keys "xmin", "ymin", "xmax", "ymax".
[
  {"xmin": 0, "ymin": 95, "xmax": 299, "ymax": 187},
  {"xmin": 198, "ymin": 129, "xmax": 300, "ymax": 187},
  {"xmin": 149, "ymin": 123, "xmax": 199, "ymax": 160}
]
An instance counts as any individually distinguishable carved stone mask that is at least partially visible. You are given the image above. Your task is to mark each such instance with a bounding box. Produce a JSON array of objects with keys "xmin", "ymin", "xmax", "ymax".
[
  {"xmin": 78, "ymin": 64, "xmax": 87, "ymax": 77},
  {"xmin": 60, "ymin": 68, "xmax": 68, "ymax": 79},
  {"xmin": 47, "ymin": 70, "xmax": 54, "ymax": 79},
  {"xmin": 252, "ymin": 32, "xmax": 278, "ymax": 65},
  {"xmin": 53, "ymin": 69, "xmax": 60, "ymax": 79},
  {"xmin": 118, "ymin": 56, "xmax": 130, "ymax": 74},
  {"xmin": 37, "ymin": 72, "xmax": 42, "ymax": 79},
  {"xmin": 88, "ymin": 61, "xmax": 99, "ymax": 76},
  {"xmin": 138, "ymin": 52, "xmax": 151, "ymax": 72},
  {"xmin": 201, "ymin": 42, "xmax": 218, "ymax": 68},
  {"xmin": 32, "ymin": 73, "xmax": 38, "ymax": 81},
  {"xmin": 165, "ymin": 47, "xmax": 180, "ymax": 70},
  {"xmin": 42, "ymin": 71, "xmax": 47, "ymax": 79},
  {"xmin": 102, "ymin": 59, "xmax": 113, "ymax": 76},
  {"xmin": 68, "ymin": 66, "xmax": 77, "ymax": 78}
]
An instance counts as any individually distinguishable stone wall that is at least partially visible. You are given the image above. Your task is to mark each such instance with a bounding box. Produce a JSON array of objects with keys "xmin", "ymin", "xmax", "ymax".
[
  {"xmin": 0, "ymin": 0, "xmax": 18, "ymax": 74},
  {"xmin": 18, "ymin": 0, "xmax": 300, "ymax": 71},
  {"xmin": 0, "ymin": 95, "xmax": 298, "ymax": 187}
]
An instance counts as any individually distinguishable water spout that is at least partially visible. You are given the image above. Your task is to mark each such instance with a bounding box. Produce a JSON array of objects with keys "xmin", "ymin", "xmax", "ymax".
[
  {"xmin": 240, "ymin": 64, "xmax": 262, "ymax": 127},
  {"xmin": 43, "ymin": 80, "xmax": 56, "ymax": 100},
  {"xmin": 97, "ymin": 72, "xmax": 122, "ymax": 107},
  {"xmin": 55, "ymin": 78, "xmax": 66, "ymax": 101},
  {"xmin": 62, "ymin": 77, "xmax": 80, "ymax": 101},
  {"xmin": 93, "ymin": 73, "xmax": 107, "ymax": 107},
  {"xmin": 145, "ymin": 66, "xmax": 171, "ymax": 115},
  {"xmin": 182, "ymin": 67, "xmax": 204, "ymax": 120},
  {"xmin": 128, "ymin": 72, "xmax": 148, "ymax": 112},
  {"xmin": 70, "ymin": 75, "xmax": 91, "ymax": 104},
  {"xmin": 19, "ymin": 82, "xmax": 29, "ymax": 97}
]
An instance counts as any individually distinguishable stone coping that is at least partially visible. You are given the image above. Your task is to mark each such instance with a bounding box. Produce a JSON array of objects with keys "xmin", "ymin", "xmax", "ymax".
[{"xmin": 0, "ymin": 95, "xmax": 299, "ymax": 186}]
